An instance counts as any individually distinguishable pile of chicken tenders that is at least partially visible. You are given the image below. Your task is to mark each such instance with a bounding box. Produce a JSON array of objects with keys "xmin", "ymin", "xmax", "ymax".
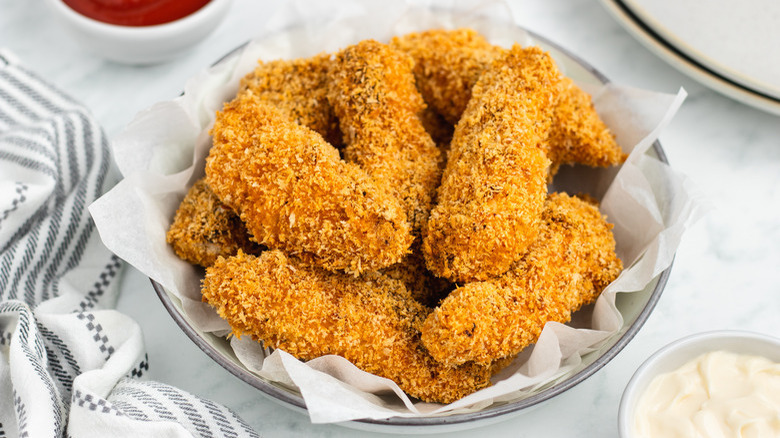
[{"xmin": 166, "ymin": 28, "xmax": 625, "ymax": 403}]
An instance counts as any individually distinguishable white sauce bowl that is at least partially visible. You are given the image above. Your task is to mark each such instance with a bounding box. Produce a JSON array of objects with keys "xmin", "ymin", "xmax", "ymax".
[{"xmin": 618, "ymin": 330, "xmax": 780, "ymax": 438}]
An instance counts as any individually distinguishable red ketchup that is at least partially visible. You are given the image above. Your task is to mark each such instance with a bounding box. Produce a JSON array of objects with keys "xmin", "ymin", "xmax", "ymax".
[{"xmin": 62, "ymin": 0, "xmax": 212, "ymax": 26}]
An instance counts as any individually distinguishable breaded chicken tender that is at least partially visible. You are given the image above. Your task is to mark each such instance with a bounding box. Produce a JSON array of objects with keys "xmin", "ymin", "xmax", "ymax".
[
  {"xmin": 423, "ymin": 45, "xmax": 559, "ymax": 283},
  {"xmin": 166, "ymin": 178, "xmax": 261, "ymax": 267},
  {"xmin": 421, "ymin": 193, "xmax": 623, "ymax": 366},
  {"xmin": 546, "ymin": 76, "xmax": 626, "ymax": 174},
  {"xmin": 390, "ymin": 28, "xmax": 504, "ymax": 126},
  {"xmin": 239, "ymin": 54, "xmax": 342, "ymax": 147},
  {"xmin": 202, "ymin": 250, "xmax": 496, "ymax": 403},
  {"xmin": 328, "ymin": 40, "xmax": 443, "ymax": 235},
  {"xmin": 205, "ymin": 95, "xmax": 413, "ymax": 275},
  {"xmin": 391, "ymin": 28, "xmax": 625, "ymax": 174}
]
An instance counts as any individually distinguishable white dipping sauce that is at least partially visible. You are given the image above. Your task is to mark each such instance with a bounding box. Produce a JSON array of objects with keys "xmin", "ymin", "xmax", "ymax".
[{"xmin": 633, "ymin": 350, "xmax": 780, "ymax": 438}]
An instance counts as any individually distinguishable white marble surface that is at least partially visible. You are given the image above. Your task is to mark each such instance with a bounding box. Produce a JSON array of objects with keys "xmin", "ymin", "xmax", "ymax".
[{"xmin": 3, "ymin": 0, "xmax": 779, "ymax": 436}]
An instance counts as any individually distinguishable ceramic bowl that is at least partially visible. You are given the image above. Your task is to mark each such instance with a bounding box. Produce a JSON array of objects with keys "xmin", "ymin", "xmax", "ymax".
[
  {"xmin": 148, "ymin": 27, "xmax": 675, "ymax": 434},
  {"xmin": 618, "ymin": 330, "xmax": 780, "ymax": 438},
  {"xmin": 44, "ymin": 0, "xmax": 232, "ymax": 64}
]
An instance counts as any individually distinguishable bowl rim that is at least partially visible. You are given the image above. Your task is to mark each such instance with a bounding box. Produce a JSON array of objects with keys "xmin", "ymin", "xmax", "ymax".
[
  {"xmin": 617, "ymin": 329, "xmax": 780, "ymax": 437},
  {"xmin": 151, "ymin": 27, "xmax": 674, "ymax": 428},
  {"xmin": 45, "ymin": 0, "xmax": 232, "ymax": 37}
]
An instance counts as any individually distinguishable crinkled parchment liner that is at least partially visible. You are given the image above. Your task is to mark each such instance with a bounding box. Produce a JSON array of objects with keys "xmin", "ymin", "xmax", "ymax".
[{"xmin": 90, "ymin": 0, "xmax": 704, "ymax": 424}]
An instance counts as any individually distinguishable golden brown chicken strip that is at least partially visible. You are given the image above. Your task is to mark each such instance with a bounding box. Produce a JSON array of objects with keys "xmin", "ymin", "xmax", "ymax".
[
  {"xmin": 239, "ymin": 53, "xmax": 342, "ymax": 147},
  {"xmin": 328, "ymin": 40, "xmax": 443, "ymax": 235},
  {"xmin": 546, "ymin": 76, "xmax": 626, "ymax": 174},
  {"xmin": 390, "ymin": 28, "xmax": 504, "ymax": 126},
  {"xmin": 421, "ymin": 193, "xmax": 623, "ymax": 366},
  {"xmin": 422, "ymin": 45, "xmax": 559, "ymax": 283},
  {"xmin": 166, "ymin": 178, "xmax": 261, "ymax": 267},
  {"xmin": 202, "ymin": 250, "xmax": 496, "ymax": 403},
  {"xmin": 205, "ymin": 94, "xmax": 412, "ymax": 275},
  {"xmin": 391, "ymin": 28, "xmax": 625, "ymax": 174}
]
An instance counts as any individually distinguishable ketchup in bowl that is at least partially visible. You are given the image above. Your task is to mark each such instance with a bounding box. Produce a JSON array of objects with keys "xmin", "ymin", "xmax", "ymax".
[{"xmin": 62, "ymin": 0, "xmax": 212, "ymax": 26}]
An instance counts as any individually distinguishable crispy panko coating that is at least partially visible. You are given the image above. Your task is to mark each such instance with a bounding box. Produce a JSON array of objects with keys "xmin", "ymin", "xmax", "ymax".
[
  {"xmin": 418, "ymin": 107, "xmax": 454, "ymax": 153},
  {"xmin": 205, "ymin": 95, "xmax": 413, "ymax": 275},
  {"xmin": 328, "ymin": 40, "xmax": 443, "ymax": 235},
  {"xmin": 422, "ymin": 45, "xmax": 559, "ymax": 283},
  {"xmin": 546, "ymin": 76, "xmax": 626, "ymax": 174},
  {"xmin": 202, "ymin": 250, "xmax": 496, "ymax": 403},
  {"xmin": 166, "ymin": 178, "xmax": 261, "ymax": 267},
  {"xmin": 380, "ymin": 244, "xmax": 453, "ymax": 307},
  {"xmin": 421, "ymin": 193, "xmax": 623, "ymax": 366},
  {"xmin": 239, "ymin": 53, "xmax": 342, "ymax": 147},
  {"xmin": 392, "ymin": 28, "xmax": 625, "ymax": 174},
  {"xmin": 390, "ymin": 28, "xmax": 504, "ymax": 125}
]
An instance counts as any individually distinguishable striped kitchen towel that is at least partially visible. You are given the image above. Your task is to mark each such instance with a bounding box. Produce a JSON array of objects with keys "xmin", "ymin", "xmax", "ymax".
[{"xmin": 0, "ymin": 50, "xmax": 259, "ymax": 438}]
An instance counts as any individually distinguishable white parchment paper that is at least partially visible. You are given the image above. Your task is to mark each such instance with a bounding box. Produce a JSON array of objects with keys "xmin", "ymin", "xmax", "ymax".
[{"xmin": 90, "ymin": 0, "xmax": 705, "ymax": 423}]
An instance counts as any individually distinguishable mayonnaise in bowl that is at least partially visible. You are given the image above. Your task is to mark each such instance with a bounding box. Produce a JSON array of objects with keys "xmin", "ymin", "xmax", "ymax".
[
  {"xmin": 619, "ymin": 331, "xmax": 780, "ymax": 438},
  {"xmin": 633, "ymin": 350, "xmax": 780, "ymax": 437}
]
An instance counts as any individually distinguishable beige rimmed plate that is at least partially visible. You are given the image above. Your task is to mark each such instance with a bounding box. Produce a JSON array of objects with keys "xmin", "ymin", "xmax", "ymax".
[
  {"xmin": 623, "ymin": 0, "xmax": 780, "ymax": 100},
  {"xmin": 600, "ymin": 0, "xmax": 780, "ymax": 116}
]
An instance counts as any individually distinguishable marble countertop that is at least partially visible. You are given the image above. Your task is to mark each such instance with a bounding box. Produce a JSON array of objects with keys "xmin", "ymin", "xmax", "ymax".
[{"xmin": 3, "ymin": 0, "xmax": 779, "ymax": 436}]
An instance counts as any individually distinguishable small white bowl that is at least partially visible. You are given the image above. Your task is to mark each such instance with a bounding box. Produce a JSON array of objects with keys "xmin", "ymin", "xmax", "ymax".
[
  {"xmin": 45, "ymin": 0, "xmax": 232, "ymax": 65},
  {"xmin": 618, "ymin": 330, "xmax": 780, "ymax": 438}
]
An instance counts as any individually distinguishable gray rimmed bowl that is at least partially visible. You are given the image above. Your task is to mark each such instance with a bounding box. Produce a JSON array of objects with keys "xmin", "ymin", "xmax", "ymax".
[{"xmin": 152, "ymin": 28, "xmax": 673, "ymax": 434}]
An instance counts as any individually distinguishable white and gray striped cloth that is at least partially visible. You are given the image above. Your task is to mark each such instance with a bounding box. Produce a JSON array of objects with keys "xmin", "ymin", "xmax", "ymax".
[{"xmin": 0, "ymin": 50, "xmax": 260, "ymax": 437}]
